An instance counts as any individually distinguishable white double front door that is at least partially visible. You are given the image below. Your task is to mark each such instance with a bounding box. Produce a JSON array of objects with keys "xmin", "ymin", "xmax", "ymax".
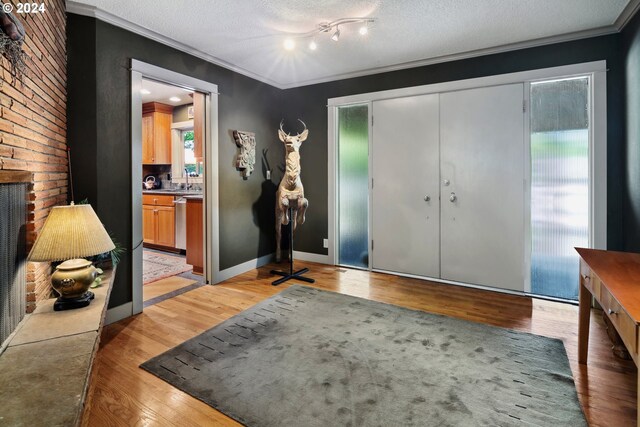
[{"xmin": 371, "ymin": 84, "xmax": 525, "ymax": 292}]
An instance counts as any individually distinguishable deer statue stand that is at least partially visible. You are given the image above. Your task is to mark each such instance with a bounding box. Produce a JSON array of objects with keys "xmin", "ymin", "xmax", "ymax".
[{"xmin": 271, "ymin": 120, "xmax": 315, "ymax": 286}]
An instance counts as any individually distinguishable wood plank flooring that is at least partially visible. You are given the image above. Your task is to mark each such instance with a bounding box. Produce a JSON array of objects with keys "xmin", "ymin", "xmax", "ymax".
[
  {"xmin": 143, "ymin": 276, "xmax": 197, "ymax": 302},
  {"xmin": 82, "ymin": 261, "xmax": 637, "ymax": 426}
]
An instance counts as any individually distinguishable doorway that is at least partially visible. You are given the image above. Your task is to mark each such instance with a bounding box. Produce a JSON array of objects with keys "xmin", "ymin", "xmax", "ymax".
[
  {"xmin": 330, "ymin": 62, "xmax": 607, "ymax": 301},
  {"xmin": 139, "ymin": 78, "xmax": 205, "ymax": 304},
  {"xmin": 366, "ymin": 84, "xmax": 525, "ymax": 292},
  {"xmin": 130, "ymin": 60, "xmax": 219, "ymax": 318}
]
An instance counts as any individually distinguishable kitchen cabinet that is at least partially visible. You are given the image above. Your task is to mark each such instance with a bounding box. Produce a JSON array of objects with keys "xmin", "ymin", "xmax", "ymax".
[
  {"xmin": 142, "ymin": 194, "xmax": 175, "ymax": 247},
  {"xmin": 186, "ymin": 197, "xmax": 203, "ymax": 274},
  {"xmin": 142, "ymin": 102, "xmax": 173, "ymax": 164},
  {"xmin": 193, "ymin": 92, "xmax": 204, "ymax": 161}
]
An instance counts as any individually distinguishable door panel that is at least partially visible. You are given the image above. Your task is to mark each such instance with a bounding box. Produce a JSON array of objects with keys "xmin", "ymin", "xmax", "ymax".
[
  {"xmin": 156, "ymin": 206, "xmax": 176, "ymax": 247},
  {"xmin": 142, "ymin": 113, "xmax": 154, "ymax": 164},
  {"xmin": 371, "ymin": 94, "xmax": 440, "ymax": 277},
  {"xmin": 142, "ymin": 205, "xmax": 155, "ymax": 244},
  {"xmin": 440, "ymin": 84, "xmax": 525, "ymax": 291}
]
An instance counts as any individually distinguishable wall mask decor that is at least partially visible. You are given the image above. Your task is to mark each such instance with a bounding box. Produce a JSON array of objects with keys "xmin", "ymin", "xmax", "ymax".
[
  {"xmin": 0, "ymin": 10, "xmax": 27, "ymax": 81},
  {"xmin": 233, "ymin": 130, "xmax": 256, "ymax": 179},
  {"xmin": 275, "ymin": 119, "xmax": 309, "ymax": 262}
]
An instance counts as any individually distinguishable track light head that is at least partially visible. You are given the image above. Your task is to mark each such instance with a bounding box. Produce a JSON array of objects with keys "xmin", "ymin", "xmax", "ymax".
[
  {"xmin": 331, "ymin": 27, "xmax": 340, "ymax": 42},
  {"xmin": 283, "ymin": 38, "xmax": 295, "ymax": 51}
]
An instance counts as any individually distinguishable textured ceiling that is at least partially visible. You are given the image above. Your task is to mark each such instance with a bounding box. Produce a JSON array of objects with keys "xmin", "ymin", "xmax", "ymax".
[
  {"xmin": 69, "ymin": 0, "xmax": 635, "ymax": 88},
  {"xmin": 141, "ymin": 79, "xmax": 193, "ymax": 106}
]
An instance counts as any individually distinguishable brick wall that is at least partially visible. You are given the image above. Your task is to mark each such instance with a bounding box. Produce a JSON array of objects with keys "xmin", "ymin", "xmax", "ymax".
[{"xmin": 0, "ymin": 0, "xmax": 67, "ymax": 312}]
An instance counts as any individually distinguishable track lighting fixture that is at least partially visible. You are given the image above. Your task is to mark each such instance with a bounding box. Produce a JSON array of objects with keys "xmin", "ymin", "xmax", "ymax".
[
  {"xmin": 282, "ymin": 17, "xmax": 374, "ymax": 52},
  {"xmin": 331, "ymin": 27, "xmax": 340, "ymax": 42}
]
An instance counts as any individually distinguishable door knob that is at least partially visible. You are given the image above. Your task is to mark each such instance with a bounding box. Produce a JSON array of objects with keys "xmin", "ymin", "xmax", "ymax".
[
  {"xmin": 449, "ymin": 192, "xmax": 457, "ymax": 202},
  {"xmin": 424, "ymin": 195, "xmax": 431, "ymax": 202},
  {"xmin": 443, "ymin": 179, "xmax": 450, "ymax": 186}
]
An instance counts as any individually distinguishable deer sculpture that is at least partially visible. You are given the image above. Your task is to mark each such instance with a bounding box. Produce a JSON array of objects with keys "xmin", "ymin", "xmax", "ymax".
[{"xmin": 275, "ymin": 120, "xmax": 309, "ymax": 262}]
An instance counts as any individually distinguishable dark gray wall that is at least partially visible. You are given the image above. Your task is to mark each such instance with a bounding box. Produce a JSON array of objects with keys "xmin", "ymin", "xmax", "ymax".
[
  {"xmin": 66, "ymin": 16, "xmax": 97, "ymax": 205},
  {"xmin": 623, "ymin": 12, "xmax": 640, "ymax": 252},
  {"xmin": 67, "ymin": 15, "xmax": 284, "ymax": 308},
  {"xmin": 282, "ymin": 34, "xmax": 626, "ymax": 255},
  {"xmin": 68, "ymin": 12, "xmax": 635, "ymax": 309}
]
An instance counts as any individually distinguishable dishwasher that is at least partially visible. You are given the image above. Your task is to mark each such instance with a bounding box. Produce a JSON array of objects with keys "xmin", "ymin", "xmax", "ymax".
[{"xmin": 174, "ymin": 197, "xmax": 187, "ymax": 250}]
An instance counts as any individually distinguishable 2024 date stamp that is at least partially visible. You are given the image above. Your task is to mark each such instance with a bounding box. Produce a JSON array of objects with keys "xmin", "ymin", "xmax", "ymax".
[{"xmin": 2, "ymin": 3, "xmax": 47, "ymax": 14}]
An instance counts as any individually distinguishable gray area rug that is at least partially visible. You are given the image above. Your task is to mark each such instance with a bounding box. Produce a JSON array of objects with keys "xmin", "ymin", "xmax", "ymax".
[{"xmin": 141, "ymin": 285, "xmax": 586, "ymax": 426}]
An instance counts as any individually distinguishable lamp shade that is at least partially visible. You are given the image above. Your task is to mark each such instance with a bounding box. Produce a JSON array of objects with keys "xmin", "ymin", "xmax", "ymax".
[{"xmin": 28, "ymin": 204, "xmax": 115, "ymax": 262}]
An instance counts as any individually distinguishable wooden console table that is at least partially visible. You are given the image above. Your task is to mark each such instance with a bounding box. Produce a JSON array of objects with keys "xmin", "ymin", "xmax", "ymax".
[{"xmin": 577, "ymin": 248, "xmax": 640, "ymax": 425}]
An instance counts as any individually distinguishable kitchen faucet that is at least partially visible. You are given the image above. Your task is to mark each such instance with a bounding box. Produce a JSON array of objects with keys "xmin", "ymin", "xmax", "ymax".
[{"xmin": 185, "ymin": 168, "xmax": 191, "ymax": 190}]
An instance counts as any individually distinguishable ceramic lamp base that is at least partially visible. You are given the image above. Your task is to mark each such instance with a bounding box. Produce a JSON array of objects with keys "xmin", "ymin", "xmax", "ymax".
[{"xmin": 53, "ymin": 291, "xmax": 95, "ymax": 311}]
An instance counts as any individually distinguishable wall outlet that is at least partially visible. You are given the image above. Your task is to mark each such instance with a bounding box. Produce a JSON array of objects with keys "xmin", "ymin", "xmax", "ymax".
[{"xmin": 323, "ymin": 238, "xmax": 328, "ymax": 248}]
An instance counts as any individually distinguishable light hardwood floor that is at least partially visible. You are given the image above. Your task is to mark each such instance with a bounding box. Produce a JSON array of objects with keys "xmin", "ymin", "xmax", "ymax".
[
  {"xmin": 143, "ymin": 275, "xmax": 197, "ymax": 302},
  {"xmin": 82, "ymin": 261, "xmax": 637, "ymax": 426}
]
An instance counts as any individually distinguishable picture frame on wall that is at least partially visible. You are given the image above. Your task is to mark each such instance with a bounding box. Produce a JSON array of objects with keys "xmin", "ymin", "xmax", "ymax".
[{"xmin": 187, "ymin": 105, "xmax": 194, "ymax": 119}]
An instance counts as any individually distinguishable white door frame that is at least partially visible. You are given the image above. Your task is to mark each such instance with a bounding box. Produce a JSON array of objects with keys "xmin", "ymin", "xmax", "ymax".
[
  {"xmin": 123, "ymin": 60, "xmax": 219, "ymax": 320},
  {"xmin": 327, "ymin": 61, "xmax": 607, "ymax": 296}
]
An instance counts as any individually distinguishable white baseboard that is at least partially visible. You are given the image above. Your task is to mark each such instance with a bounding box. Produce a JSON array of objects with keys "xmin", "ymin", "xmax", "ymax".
[
  {"xmin": 105, "ymin": 302, "xmax": 133, "ymax": 325},
  {"xmin": 293, "ymin": 251, "xmax": 330, "ymax": 265},
  {"xmin": 217, "ymin": 253, "xmax": 274, "ymax": 282}
]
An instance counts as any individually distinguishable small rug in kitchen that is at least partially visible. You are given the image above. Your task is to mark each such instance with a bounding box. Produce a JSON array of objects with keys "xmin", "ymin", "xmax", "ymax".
[{"xmin": 143, "ymin": 250, "xmax": 192, "ymax": 284}]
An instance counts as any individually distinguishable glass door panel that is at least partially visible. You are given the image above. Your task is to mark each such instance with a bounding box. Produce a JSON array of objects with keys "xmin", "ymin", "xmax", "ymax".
[
  {"xmin": 530, "ymin": 77, "xmax": 590, "ymax": 300},
  {"xmin": 337, "ymin": 105, "xmax": 369, "ymax": 268}
]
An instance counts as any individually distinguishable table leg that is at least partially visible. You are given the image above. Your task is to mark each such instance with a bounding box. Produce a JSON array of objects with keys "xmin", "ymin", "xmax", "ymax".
[{"xmin": 578, "ymin": 278, "xmax": 591, "ymax": 364}]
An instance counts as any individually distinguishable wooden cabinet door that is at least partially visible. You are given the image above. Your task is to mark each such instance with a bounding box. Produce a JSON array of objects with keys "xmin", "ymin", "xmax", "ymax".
[
  {"xmin": 156, "ymin": 206, "xmax": 175, "ymax": 247},
  {"xmin": 142, "ymin": 205, "xmax": 156, "ymax": 244},
  {"xmin": 193, "ymin": 92, "xmax": 205, "ymax": 161},
  {"xmin": 186, "ymin": 199, "xmax": 203, "ymax": 273},
  {"xmin": 153, "ymin": 111, "xmax": 172, "ymax": 164},
  {"xmin": 142, "ymin": 113, "xmax": 154, "ymax": 164}
]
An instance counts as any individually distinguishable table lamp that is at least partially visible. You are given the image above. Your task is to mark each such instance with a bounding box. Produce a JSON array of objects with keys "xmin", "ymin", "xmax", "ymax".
[{"xmin": 28, "ymin": 203, "xmax": 115, "ymax": 311}]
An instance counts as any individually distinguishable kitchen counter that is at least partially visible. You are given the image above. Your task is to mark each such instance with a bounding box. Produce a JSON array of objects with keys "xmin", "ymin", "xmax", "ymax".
[
  {"xmin": 183, "ymin": 194, "xmax": 203, "ymax": 200},
  {"xmin": 142, "ymin": 189, "xmax": 202, "ymax": 197}
]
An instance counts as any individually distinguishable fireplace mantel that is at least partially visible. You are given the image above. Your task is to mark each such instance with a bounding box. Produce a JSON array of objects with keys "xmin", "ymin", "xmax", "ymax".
[
  {"xmin": 0, "ymin": 170, "xmax": 32, "ymax": 183},
  {"xmin": 0, "ymin": 268, "xmax": 115, "ymax": 426}
]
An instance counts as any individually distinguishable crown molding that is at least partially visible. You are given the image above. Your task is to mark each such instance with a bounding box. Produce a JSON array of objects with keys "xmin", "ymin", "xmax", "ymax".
[
  {"xmin": 65, "ymin": 1, "xmax": 285, "ymax": 89},
  {"xmin": 279, "ymin": 26, "xmax": 619, "ymax": 89},
  {"xmin": 615, "ymin": 0, "xmax": 640, "ymax": 30},
  {"xmin": 66, "ymin": 1, "xmax": 637, "ymax": 90}
]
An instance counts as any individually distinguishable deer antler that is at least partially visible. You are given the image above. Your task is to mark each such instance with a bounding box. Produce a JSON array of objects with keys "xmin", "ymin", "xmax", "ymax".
[
  {"xmin": 280, "ymin": 120, "xmax": 290, "ymax": 137},
  {"xmin": 297, "ymin": 119, "xmax": 307, "ymax": 136}
]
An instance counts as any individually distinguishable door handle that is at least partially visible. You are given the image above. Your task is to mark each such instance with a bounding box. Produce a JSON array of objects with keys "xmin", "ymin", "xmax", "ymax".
[
  {"xmin": 449, "ymin": 192, "xmax": 457, "ymax": 202},
  {"xmin": 424, "ymin": 195, "xmax": 431, "ymax": 202},
  {"xmin": 443, "ymin": 179, "xmax": 450, "ymax": 186}
]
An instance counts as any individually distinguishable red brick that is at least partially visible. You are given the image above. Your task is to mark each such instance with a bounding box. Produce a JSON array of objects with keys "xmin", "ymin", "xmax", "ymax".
[{"xmin": 3, "ymin": 0, "xmax": 67, "ymax": 310}]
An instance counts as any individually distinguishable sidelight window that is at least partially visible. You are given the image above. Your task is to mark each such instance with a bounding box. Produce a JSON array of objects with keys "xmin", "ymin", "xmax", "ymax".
[
  {"xmin": 337, "ymin": 104, "xmax": 369, "ymax": 269},
  {"xmin": 529, "ymin": 76, "xmax": 590, "ymax": 300}
]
